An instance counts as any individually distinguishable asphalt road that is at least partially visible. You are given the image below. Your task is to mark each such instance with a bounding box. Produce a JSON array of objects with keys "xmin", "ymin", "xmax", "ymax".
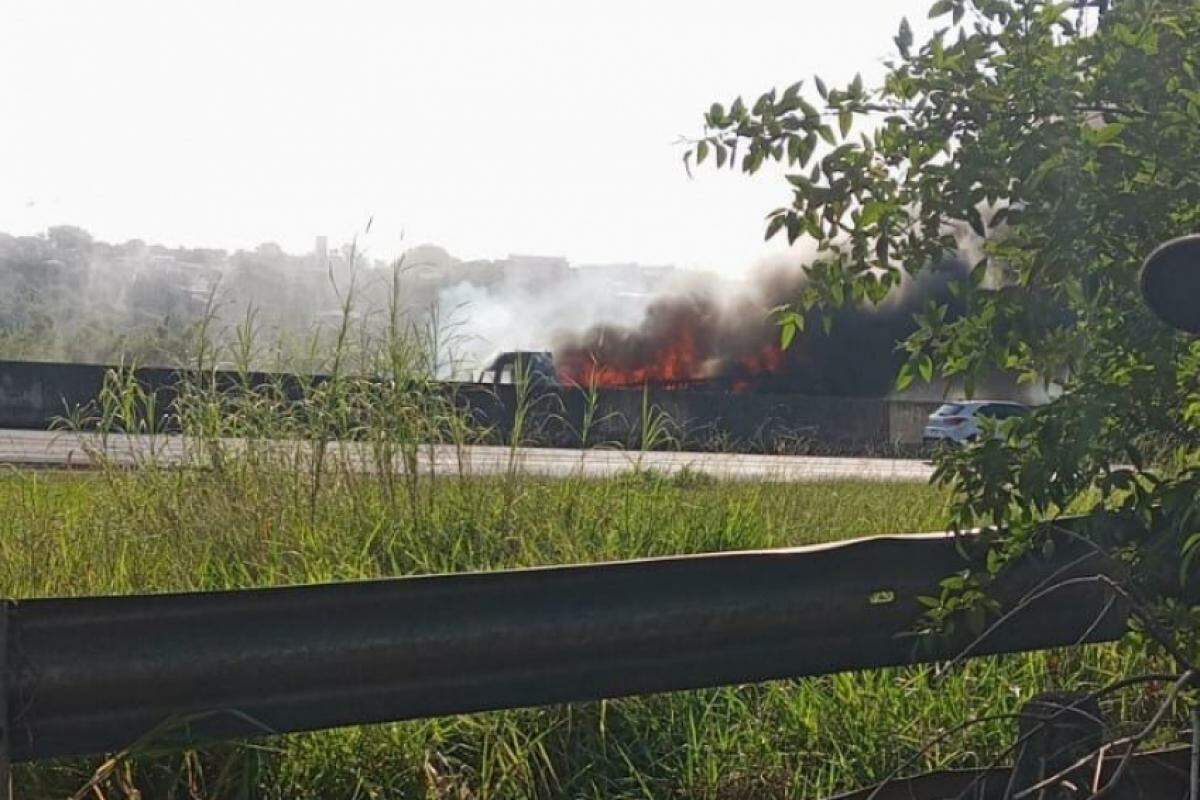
[{"xmin": 0, "ymin": 429, "xmax": 934, "ymax": 483}]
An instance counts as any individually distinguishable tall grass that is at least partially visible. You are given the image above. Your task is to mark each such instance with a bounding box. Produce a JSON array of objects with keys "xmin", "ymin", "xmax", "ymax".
[{"xmin": 3, "ymin": 470, "xmax": 1169, "ymax": 800}]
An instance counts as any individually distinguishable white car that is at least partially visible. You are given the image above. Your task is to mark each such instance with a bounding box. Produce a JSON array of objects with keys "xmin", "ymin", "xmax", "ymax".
[{"xmin": 923, "ymin": 400, "xmax": 1029, "ymax": 445}]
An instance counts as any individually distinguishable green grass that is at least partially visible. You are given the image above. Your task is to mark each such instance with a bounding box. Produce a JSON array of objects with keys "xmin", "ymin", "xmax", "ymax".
[
  {"xmin": 4, "ymin": 468, "xmax": 1172, "ymax": 800},
  {"xmin": 2, "ymin": 468, "xmax": 946, "ymax": 597}
]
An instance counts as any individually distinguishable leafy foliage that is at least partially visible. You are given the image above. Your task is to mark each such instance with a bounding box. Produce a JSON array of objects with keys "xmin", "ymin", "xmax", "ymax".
[{"xmin": 689, "ymin": 0, "xmax": 1200, "ymax": 658}]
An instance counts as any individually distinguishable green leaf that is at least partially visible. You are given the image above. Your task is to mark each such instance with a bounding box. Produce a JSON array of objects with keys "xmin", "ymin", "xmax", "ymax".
[
  {"xmin": 966, "ymin": 208, "xmax": 985, "ymax": 237},
  {"xmin": 799, "ymin": 133, "xmax": 818, "ymax": 166},
  {"xmin": 839, "ymin": 108, "xmax": 853, "ymax": 138},
  {"xmin": 918, "ymin": 354, "xmax": 934, "ymax": 382},
  {"xmin": 818, "ymin": 125, "xmax": 836, "ymax": 146},
  {"xmin": 830, "ymin": 280, "xmax": 845, "ymax": 306},
  {"xmin": 928, "ymin": 0, "xmax": 954, "ymax": 18},
  {"xmin": 744, "ymin": 148, "xmax": 764, "ymax": 173},
  {"xmin": 815, "ymin": 75, "xmax": 828, "ymax": 100},
  {"xmin": 765, "ymin": 214, "xmax": 786, "ymax": 241},
  {"xmin": 784, "ymin": 215, "xmax": 802, "ymax": 243},
  {"xmin": 1092, "ymin": 122, "xmax": 1127, "ymax": 145},
  {"xmin": 859, "ymin": 200, "xmax": 887, "ymax": 227},
  {"xmin": 696, "ymin": 140, "xmax": 709, "ymax": 165},
  {"xmin": 895, "ymin": 17, "xmax": 913, "ymax": 55},
  {"xmin": 940, "ymin": 573, "xmax": 967, "ymax": 591},
  {"xmin": 1039, "ymin": 1, "xmax": 1074, "ymax": 24},
  {"xmin": 787, "ymin": 135, "xmax": 802, "ymax": 164},
  {"xmin": 780, "ymin": 318, "xmax": 798, "ymax": 349}
]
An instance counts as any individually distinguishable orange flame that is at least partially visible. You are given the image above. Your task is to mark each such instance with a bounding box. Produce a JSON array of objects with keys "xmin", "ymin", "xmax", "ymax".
[
  {"xmin": 558, "ymin": 327, "xmax": 704, "ymax": 388},
  {"xmin": 558, "ymin": 331, "xmax": 786, "ymax": 393}
]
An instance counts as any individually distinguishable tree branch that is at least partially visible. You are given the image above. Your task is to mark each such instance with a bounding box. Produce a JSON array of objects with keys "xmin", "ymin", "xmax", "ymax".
[{"xmin": 1010, "ymin": 669, "xmax": 1195, "ymax": 799}]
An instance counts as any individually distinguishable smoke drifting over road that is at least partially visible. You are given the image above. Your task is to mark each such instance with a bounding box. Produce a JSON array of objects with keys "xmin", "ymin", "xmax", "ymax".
[
  {"xmin": 0, "ymin": 225, "xmax": 976, "ymax": 399},
  {"xmin": 553, "ymin": 263, "xmax": 967, "ymax": 397}
]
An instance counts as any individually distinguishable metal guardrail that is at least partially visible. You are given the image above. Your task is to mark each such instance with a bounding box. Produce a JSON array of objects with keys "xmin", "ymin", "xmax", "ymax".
[{"xmin": 2, "ymin": 518, "xmax": 1125, "ymax": 768}]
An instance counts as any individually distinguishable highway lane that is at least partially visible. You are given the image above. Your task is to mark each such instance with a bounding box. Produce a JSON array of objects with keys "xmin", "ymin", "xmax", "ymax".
[{"xmin": 0, "ymin": 429, "xmax": 934, "ymax": 483}]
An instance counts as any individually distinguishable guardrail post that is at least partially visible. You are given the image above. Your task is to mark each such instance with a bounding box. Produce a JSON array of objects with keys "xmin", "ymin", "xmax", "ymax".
[
  {"xmin": 1006, "ymin": 692, "xmax": 1104, "ymax": 798},
  {"xmin": 1, "ymin": 600, "xmax": 10, "ymax": 800}
]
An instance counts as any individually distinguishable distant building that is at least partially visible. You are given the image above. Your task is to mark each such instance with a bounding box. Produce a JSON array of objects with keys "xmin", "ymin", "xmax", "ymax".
[
  {"xmin": 403, "ymin": 243, "xmax": 462, "ymax": 282},
  {"xmin": 127, "ymin": 256, "xmax": 220, "ymax": 320},
  {"xmin": 575, "ymin": 262, "xmax": 676, "ymax": 294},
  {"xmin": 499, "ymin": 254, "xmax": 570, "ymax": 291}
]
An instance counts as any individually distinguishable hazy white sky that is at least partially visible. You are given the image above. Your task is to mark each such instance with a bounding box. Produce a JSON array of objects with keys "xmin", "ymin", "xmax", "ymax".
[{"xmin": 3, "ymin": 1, "xmax": 934, "ymax": 273}]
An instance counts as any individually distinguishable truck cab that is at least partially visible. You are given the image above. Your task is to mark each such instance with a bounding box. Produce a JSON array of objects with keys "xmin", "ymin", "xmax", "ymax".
[{"xmin": 478, "ymin": 351, "xmax": 559, "ymax": 388}]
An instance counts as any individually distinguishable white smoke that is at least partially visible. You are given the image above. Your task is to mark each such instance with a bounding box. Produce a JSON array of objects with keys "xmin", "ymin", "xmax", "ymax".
[{"xmin": 433, "ymin": 265, "xmax": 735, "ymax": 380}]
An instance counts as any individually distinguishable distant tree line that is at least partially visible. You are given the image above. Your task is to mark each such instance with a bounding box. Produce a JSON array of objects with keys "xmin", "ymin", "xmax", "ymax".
[{"xmin": 0, "ymin": 227, "xmax": 435, "ymax": 369}]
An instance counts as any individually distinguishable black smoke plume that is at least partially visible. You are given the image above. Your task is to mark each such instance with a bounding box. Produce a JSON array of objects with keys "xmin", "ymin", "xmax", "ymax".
[{"xmin": 553, "ymin": 261, "xmax": 967, "ymax": 397}]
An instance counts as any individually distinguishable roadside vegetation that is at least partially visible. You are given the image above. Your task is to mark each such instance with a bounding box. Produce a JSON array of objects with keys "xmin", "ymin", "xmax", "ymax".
[
  {"xmin": 685, "ymin": 0, "xmax": 1200, "ymax": 795},
  {"xmin": 0, "ymin": 313, "xmax": 1163, "ymax": 798},
  {"xmin": 1, "ymin": 198, "xmax": 1178, "ymax": 797},
  {"xmin": 13, "ymin": 1, "xmax": 1200, "ymax": 792},
  {"xmin": 2, "ymin": 471, "xmax": 944, "ymax": 600},
  {"xmin": 0, "ymin": 272, "xmax": 989, "ymax": 799},
  {"xmin": 4, "ymin": 467, "xmax": 1165, "ymax": 800}
]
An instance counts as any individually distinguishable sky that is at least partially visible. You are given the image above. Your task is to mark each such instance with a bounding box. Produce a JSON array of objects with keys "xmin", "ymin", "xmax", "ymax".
[{"xmin": 3, "ymin": 1, "xmax": 936, "ymax": 274}]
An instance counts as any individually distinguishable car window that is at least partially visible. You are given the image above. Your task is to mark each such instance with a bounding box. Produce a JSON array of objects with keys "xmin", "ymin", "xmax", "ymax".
[
  {"xmin": 935, "ymin": 403, "xmax": 964, "ymax": 415},
  {"xmin": 984, "ymin": 404, "xmax": 1026, "ymax": 420}
]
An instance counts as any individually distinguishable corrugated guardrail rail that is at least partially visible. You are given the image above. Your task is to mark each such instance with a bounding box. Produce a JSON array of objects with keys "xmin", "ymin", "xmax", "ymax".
[{"xmin": 1, "ymin": 516, "xmax": 1128, "ymax": 766}]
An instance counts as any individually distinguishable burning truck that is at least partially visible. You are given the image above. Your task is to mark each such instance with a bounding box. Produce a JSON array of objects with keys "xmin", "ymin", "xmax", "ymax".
[
  {"xmin": 458, "ymin": 263, "xmax": 1041, "ymax": 449},
  {"xmin": 477, "ymin": 351, "xmax": 559, "ymax": 387},
  {"xmin": 550, "ymin": 264, "xmax": 969, "ymax": 397},
  {"xmin": 475, "ymin": 262, "xmax": 979, "ymax": 399}
]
